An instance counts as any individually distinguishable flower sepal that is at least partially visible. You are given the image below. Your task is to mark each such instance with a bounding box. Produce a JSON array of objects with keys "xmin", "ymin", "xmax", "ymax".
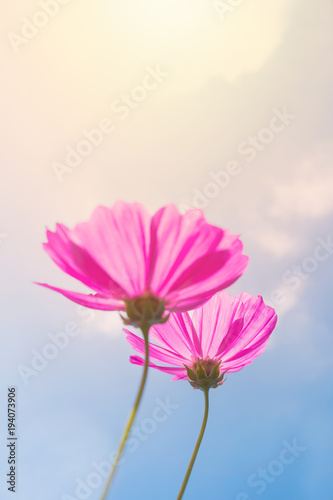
[
  {"xmin": 184, "ymin": 360, "xmax": 227, "ymax": 391},
  {"xmin": 122, "ymin": 294, "xmax": 169, "ymax": 328}
]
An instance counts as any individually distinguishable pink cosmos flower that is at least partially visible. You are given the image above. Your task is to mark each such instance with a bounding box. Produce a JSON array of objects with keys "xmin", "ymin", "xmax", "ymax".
[
  {"xmin": 37, "ymin": 202, "xmax": 248, "ymax": 324},
  {"xmin": 126, "ymin": 291, "xmax": 277, "ymax": 388}
]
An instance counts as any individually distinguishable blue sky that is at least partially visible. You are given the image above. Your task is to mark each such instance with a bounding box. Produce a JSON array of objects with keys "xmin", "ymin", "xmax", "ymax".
[{"xmin": 1, "ymin": 1, "xmax": 333, "ymax": 499}]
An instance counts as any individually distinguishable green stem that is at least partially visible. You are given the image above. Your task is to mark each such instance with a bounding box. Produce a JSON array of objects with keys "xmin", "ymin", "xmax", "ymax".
[
  {"xmin": 176, "ymin": 388, "xmax": 210, "ymax": 500},
  {"xmin": 100, "ymin": 323, "xmax": 150, "ymax": 500}
]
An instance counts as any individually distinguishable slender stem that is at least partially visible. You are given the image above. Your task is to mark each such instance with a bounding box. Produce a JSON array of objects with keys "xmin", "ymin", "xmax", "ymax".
[
  {"xmin": 176, "ymin": 388, "xmax": 210, "ymax": 500},
  {"xmin": 100, "ymin": 323, "xmax": 150, "ymax": 500}
]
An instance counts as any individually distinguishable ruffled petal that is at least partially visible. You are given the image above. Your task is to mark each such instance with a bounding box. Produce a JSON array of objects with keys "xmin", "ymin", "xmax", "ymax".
[{"xmin": 222, "ymin": 297, "xmax": 277, "ymax": 359}]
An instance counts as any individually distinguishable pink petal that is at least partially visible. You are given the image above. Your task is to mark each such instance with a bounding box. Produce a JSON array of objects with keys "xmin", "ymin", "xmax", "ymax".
[
  {"xmin": 147, "ymin": 206, "xmax": 224, "ymax": 296},
  {"xmin": 221, "ymin": 341, "xmax": 270, "ymax": 372},
  {"xmin": 130, "ymin": 355, "xmax": 187, "ymax": 379},
  {"xmin": 192, "ymin": 292, "xmax": 245, "ymax": 358},
  {"xmin": 223, "ymin": 297, "xmax": 277, "ymax": 358},
  {"xmin": 125, "ymin": 329, "xmax": 189, "ymax": 365},
  {"xmin": 36, "ymin": 283, "xmax": 124, "ymax": 311},
  {"xmin": 70, "ymin": 202, "xmax": 151, "ymax": 297},
  {"xmin": 215, "ymin": 318, "xmax": 245, "ymax": 357},
  {"xmin": 44, "ymin": 224, "xmax": 123, "ymax": 296},
  {"xmin": 166, "ymin": 252, "xmax": 248, "ymax": 312},
  {"xmin": 148, "ymin": 312, "xmax": 202, "ymax": 359}
]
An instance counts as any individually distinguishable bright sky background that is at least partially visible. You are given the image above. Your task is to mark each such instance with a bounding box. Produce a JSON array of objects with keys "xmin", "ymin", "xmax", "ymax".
[{"xmin": 1, "ymin": 1, "xmax": 333, "ymax": 499}]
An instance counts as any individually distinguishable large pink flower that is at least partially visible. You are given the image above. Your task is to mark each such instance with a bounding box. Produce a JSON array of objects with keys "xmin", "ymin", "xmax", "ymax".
[
  {"xmin": 127, "ymin": 291, "xmax": 277, "ymax": 388},
  {"xmin": 37, "ymin": 202, "xmax": 248, "ymax": 321}
]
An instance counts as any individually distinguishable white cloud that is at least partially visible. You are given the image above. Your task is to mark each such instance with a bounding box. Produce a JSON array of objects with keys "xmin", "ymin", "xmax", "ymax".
[
  {"xmin": 269, "ymin": 155, "xmax": 333, "ymax": 219},
  {"xmin": 84, "ymin": 310, "xmax": 125, "ymax": 338},
  {"xmin": 205, "ymin": 0, "xmax": 291, "ymax": 84},
  {"xmin": 256, "ymin": 226, "xmax": 297, "ymax": 258},
  {"xmin": 90, "ymin": 0, "xmax": 291, "ymax": 92}
]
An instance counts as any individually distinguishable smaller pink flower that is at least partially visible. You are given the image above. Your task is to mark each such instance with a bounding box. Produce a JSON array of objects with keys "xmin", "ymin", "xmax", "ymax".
[{"xmin": 126, "ymin": 291, "xmax": 277, "ymax": 389}]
